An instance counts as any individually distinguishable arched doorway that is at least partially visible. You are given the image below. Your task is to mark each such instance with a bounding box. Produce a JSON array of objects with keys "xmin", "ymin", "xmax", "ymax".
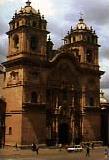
[{"xmin": 58, "ymin": 122, "xmax": 70, "ymax": 145}]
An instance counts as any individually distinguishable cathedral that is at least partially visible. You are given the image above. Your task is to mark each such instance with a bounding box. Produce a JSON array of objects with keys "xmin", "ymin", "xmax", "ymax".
[{"xmin": 0, "ymin": 0, "xmax": 105, "ymax": 147}]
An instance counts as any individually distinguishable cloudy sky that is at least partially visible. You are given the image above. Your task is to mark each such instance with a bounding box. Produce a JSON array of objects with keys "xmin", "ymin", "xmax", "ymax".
[{"xmin": 0, "ymin": 0, "xmax": 109, "ymax": 100}]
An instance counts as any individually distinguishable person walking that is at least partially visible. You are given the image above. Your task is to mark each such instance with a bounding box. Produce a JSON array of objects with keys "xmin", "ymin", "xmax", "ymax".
[
  {"xmin": 86, "ymin": 145, "xmax": 90, "ymax": 157},
  {"xmin": 15, "ymin": 143, "xmax": 18, "ymax": 150},
  {"xmin": 32, "ymin": 142, "xmax": 36, "ymax": 151},
  {"xmin": 59, "ymin": 144, "xmax": 62, "ymax": 151},
  {"xmin": 91, "ymin": 142, "xmax": 94, "ymax": 150},
  {"xmin": 104, "ymin": 148, "xmax": 108, "ymax": 159},
  {"xmin": 35, "ymin": 143, "xmax": 39, "ymax": 155},
  {"xmin": 32, "ymin": 142, "xmax": 39, "ymax": 155}
]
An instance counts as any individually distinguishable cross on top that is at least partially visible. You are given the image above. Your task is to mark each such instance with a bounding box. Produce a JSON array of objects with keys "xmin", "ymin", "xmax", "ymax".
[
  {"xmin": 26, "ymin": 0, "xmax": 31, "ymax": 6},
  {"xmin": 80, "ymin": 12, "xmax": 84, "ymax": 19}
]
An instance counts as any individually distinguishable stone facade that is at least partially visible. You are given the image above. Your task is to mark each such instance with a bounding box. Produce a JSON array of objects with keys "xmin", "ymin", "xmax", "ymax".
[
  {"xmin": 0, "ymin": 65, "xmax": 6, "ymax": 147},
  {"xmin": 2, "ymin": 1, "xmax": 104, "ymax": 146}
]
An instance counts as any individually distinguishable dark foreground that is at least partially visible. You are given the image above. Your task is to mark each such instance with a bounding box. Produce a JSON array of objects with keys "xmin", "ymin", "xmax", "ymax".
[{"xmin": 0, "ymin": 146, "xmax": 107, "ymax": 160}]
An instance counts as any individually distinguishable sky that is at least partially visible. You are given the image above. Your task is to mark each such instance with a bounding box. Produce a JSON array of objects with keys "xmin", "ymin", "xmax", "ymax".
[{"xmin": 0, "ymin": 0, "xmax": 109, "ymax": 100}]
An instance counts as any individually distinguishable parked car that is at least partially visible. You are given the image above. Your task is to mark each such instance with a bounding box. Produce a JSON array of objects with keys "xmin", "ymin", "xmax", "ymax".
[{"xmin": 66, "ymin": 145, "xmax": 83, "ymax": 152}]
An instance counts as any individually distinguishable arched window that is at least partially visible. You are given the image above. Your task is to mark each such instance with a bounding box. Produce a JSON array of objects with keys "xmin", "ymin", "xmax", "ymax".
[
  {"xmin": 32, "ymin": 21, "xmax": 36, "ymax": 27},
  {"xmin": 9, "ymin": 127, "xmax": 12, "ymax": 135},
  {"xmin": 31, "ymin": 92, "xmax": 37, "ymax": 103},
  {"xmin": 87, "ymin": 36, "xmax": 90, "ymax": 42},
  {"xmin": 73, "ymin": 36, "xmax": 76, "ymax": 42},
  {"xmin": 26, "ymin": 20, "xmax": 30, "ymax": 26},
  {"xmin": 63, "ymin": 88, "xmax": 67, "ymax": 100},
  {"xmin": 89, "ymin": 97, "xmax": 94, "ymax": 106},
  {"xmin": 30, "ymin": 36, "xmax": 37, "ymax": 50},
  {"xmin": 12, "ymin": 23, "xmax": 15, "ymax": 29},
  {"xmin": 86, "ymin": 49, "xmax": 93, "ymax": 63},
  {"xmin": 16, "ymin": 21, "xmax": 19, "ymax": 28},
  {"xmin": 13, "ymin": 35, "xmax": 19, "ymax": 49},
  {"xmin": 87, "ymin": 90, "xmax": 95, "ymax": 107}
]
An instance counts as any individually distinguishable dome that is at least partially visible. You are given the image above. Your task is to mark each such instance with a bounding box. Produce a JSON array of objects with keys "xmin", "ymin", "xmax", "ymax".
[
  {"xmin": 18, "ymin": 0, "xmax": 37, "ymax": 15},
  {"xmin": 74, "ymin": 18, "xmax": 90, "ymax": 30},
  {"xmin": 100, "ymin": 91, "xmax": 108, "ymax": 103}
]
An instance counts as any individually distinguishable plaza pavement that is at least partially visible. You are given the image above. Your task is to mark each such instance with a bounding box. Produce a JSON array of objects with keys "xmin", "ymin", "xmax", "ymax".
[{"xmin": 0, "ymin": 146, "xmax": 108, "ymax": 160}]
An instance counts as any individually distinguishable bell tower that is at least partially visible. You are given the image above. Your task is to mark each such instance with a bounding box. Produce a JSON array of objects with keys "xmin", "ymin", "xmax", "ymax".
[
  {"xmin": 7, "ymin": 0, "xmax": 49, "ymax": 61},
  {"xmin": 3, "ymin": 0, "xmax": 49, "ymax": 146},
  {"xmin": 63, "ymin": 17, "xmax": 101, "ymax": 108},
  {"xmin": 64, "ymin": 17, "xmax": 99, "ymax": 66},
  {"xmin": 62, "ymin": 17, "xmax": 104, "ymax": 141}
]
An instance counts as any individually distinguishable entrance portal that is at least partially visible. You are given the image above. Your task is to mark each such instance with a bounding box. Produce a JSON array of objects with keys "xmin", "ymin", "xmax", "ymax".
[{"xmin": 58, "ymin": 122, "xmax": 70, "ymax": 144}]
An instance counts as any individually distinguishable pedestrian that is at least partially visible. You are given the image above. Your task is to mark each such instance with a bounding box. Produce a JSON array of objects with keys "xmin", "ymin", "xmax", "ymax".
[
  {"xmin": 32, "ymin": 142, "xmax": 36, "ymax": 151},
  {"xmin": 32, "ymin": 142, "xmax": 39, "ymax": 155},
  {"xmin": 86, "ymin": 146, "xmax": 90, "ymax": 157},
  {"xmin": 91, "ymin": 142, "xmax": 94, "ymax": 150},
  {"xmin": 36, "ymin": 143, "xmax": 39, "ymax": 155},
  {"xmin": 104, "ymin": 148, "xmax": 108, "ymax": 159},
  {"xmin": 2, "ymin": 142, "xmax": 4, "ymax": 149},
  {"xmin": 59, "ymin": 144, "xmax": 62, "ymax": 151},
  {"xmin": 15, "ymin": 143, "xmax": 18, "ymax": 150}
]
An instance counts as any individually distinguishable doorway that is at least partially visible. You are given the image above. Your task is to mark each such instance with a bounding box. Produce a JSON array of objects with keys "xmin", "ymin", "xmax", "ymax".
[{"xmin": 58, "ymin": 122, "xmax": 70, "ymax": 144}]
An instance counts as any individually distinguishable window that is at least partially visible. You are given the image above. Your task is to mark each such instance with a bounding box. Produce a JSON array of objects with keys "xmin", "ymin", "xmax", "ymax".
[
  {"xmin": 87, "ymin": 91, "xmax": 95, "ymax": 107},
  {"xmin": 30, "ymin": 36, "xmax": 37, "ymax": 50},
  {"xmin": 79, "ymin": 35, "xmax": 82, "ymax": 40},
  {"xmin": 9, "ymin": 127, "xmax": 12, "ymax": 135},
  {"xmin": 76, "ymin": 52, "xmax": 81, "ymax": 62},
  {"xmin": 26, "ymin": 20, "xmax": 30, "ymax": 26},
  {"xmin": 31, "ymin": 92, "xmax": 37, "ymax": 103},
  {"xmin": 87, "ymin": 36, "xmax": 90, "ymax": 42},
  {"xmin": 63, "ymin": 88, "xmax": 67, "ymax": 100},
  {"xmin": 12, "ymin": 23, "xmax": 15, "ymax": 29},
  {"xmin": 86, "ymin": 49, "xmax": 93, "ymax": 63},
  {"xmin": 32, "ymin": 21, "xmax": 36, "ymax": 27},
  {"xmin": 73, "ymin": 36, "xmax": 76, "ymax": 42},
  {"xmin": 13, "ymin": 35, "xmax": 19, "ymax": 49},
  {"xmin": 16, "ymin": 21, "xmax": 19, "ymax": 28},
  {"xmin": 94, "ymin": 37, "xmax": 97, "ymax": 44},
  {"xmin": 89, "ymin": 97, "xmax": 94, "ymax": 106}
]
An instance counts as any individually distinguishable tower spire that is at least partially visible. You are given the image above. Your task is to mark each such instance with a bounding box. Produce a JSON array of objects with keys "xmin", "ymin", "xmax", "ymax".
[{"xmin": 26, "ymin": 0, "xmax": 31, "ymax": 6}]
